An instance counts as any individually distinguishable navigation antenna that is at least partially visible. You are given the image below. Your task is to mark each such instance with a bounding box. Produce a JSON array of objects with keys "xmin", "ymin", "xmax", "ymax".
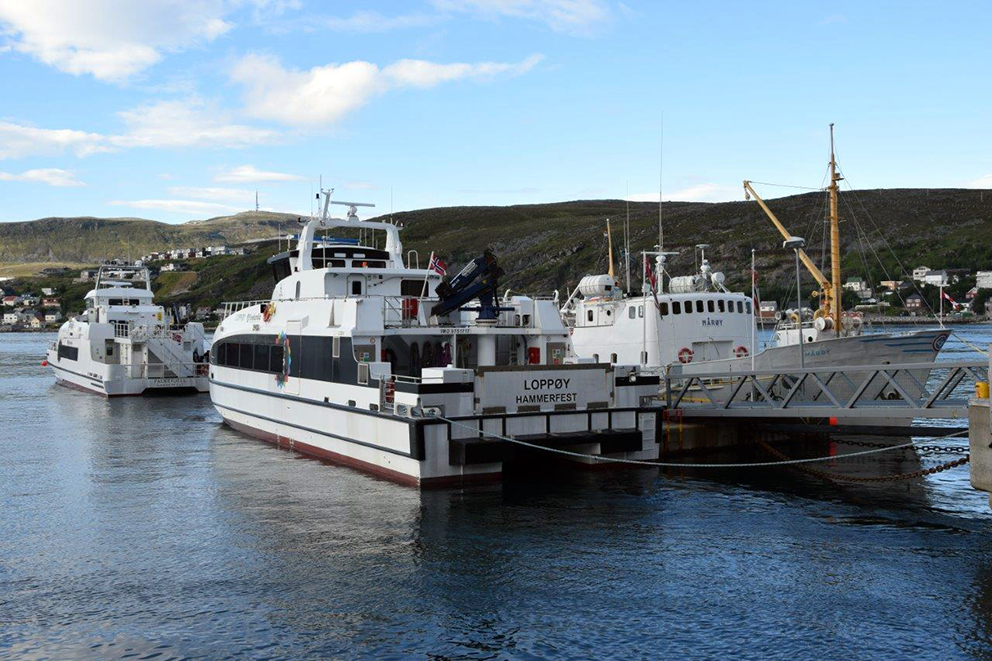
[{"xmin": 658, "ymin": 111, "xmax": 665, "ymax": 252}]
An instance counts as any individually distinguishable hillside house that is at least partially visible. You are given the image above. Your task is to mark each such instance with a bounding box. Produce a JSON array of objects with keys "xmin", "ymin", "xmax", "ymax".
[
  {"xmin": 77, "ymin": 268, "xmax": 98, "ymax": 281},
  {"xmin": 3, "ymin": 295, "xmax": 21, "ymax": 307},
  {"xmin": 41, "ymin": 297, "xmax": 59, "ymax": 308},
  {"xmin": 922, "ymin": 270, "xmax": 949, "ymax": 287},
  {"xmin": 977, "ymin": 271, "xmax": 992, "ymax": 290},
  {"xmin": 905, "ymin": 294, "xmax": 925, "ymax": 311},
  {"xmin": 44, "ymin": 310, "xmax": 62, "ymax": 324},
  {"xmin": 879, "ymin": 280, "xmax": 903, "ymax": 291},
  {"xmin": 912, "ymin": 266, "xmax": 930, "ymax": 281},
  {"xmin": 41, "ymin": 287, "xmax": 55, "ymax": 296}
]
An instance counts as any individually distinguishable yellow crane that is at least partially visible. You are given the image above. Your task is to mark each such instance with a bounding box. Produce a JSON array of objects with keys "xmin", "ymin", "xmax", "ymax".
[{"xmin": 743, "ymin": 124, "xmax": 844, "ymax": 335}]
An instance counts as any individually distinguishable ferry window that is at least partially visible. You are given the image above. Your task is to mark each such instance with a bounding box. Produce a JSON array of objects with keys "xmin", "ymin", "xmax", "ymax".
[
  {"xmin": 593, "ymin": 353, "xmax": 599, "ymax": 362},
  {"xmin": 611, "ymin": 353, "xmax": 618, "ymax": 364},
  {"xmin": 109, "ymin": 298, "xmax": 122, "ymax": 306},
  {"xmin": 401, "ymin": 279, "xmax": 425, "ymax": 297},
  {"xmin": 351, "ymin": 280, "xmax": 362, "ymax": 295},
  {"xmin": 684, "ymin": 299, "xmax": 693, "ymax": 314},
  {"xmin": 746, "ymin": 300, "xmax": 752, "ymax": 314},
  {"xmin": 295, "ymin": 282, "xmax": 302, "ymax": 299},
  {"xmin": 606, "ymin": 309, "xmax": 612, "ymax": 317},
  {"xmin": 696, "ymin": 300, "xmax": 703, "ymax": 312},
  {"xmin": 239, "ymin": 343, "xmax": 253, "ymax": 370},
  {"xmin": 587, "ymin": 310, "xmax": 594, "ymax": 322},
  {"xmin": 718, "ymin": 300, "xmax": 725, "ymax": 313},
  {"xmin": 659, "ymin": 302, "xmax": 668, "ymax": 316},
  {"xmin": 708, "ymin": 300, "xmax": 715, "ymax": 313},
  {"xmin": 254, "ymin": 345, "xmax": 269, "ymax": 371},
  {"xmin": 638, "ymin": 305, "xmax": 644, "ymax": 318},
  {"xmin": 57, "ymin": 342, "xmax": 78, "ymax": 361},
  {"xmin": 628, "ymin": 306, "xmax": 636, "ymax": 319},
  {"xmin": 737, "ymin": 300, "xmax": 744, "ymax": 313},
  {"xmin": 673, "ymin": 301, "xmax": 681, "ymax": 314},
  {"xmin": 332, "ymin": 336, "xmax": 340, "ymax": 358},
  {"xmin": 270, "ymin": 345, "xmax": 284, "ymax": 373},
  {"xmin": 225, "ymin": 343, "xmax": 238, "ymax": 367}
]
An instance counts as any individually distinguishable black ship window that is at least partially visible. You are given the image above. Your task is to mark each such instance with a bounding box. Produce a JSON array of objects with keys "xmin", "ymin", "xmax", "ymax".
[
  {"xmin": 707, "ymin": 300, "xmax": 715, "ymax": 313},
  {"xmin": 737, "ymin": 300, "xmax": 744, "ymax": 313},
  {"xmin": 57, "ymin": 342, "xmax": 78, "ymax": 361},
  {"xmin": 684, "ymin": 300, "xmax": 693, "ymax": 314},
  {"xmin": 746, "ymin": 300, "xmax": 752, "ymax": 314},
  {"xmin": 718, "ymin": 300, "xmax": 725, "ymax": 313},
  {"xmin": 628, "ymin": 306, "xmax": 636, "ymax": 319},
  {"xmin": 659, "ymin": 302, "xmax": 668, "ymax": 316},
  {"xmin": 672, "ymin": 301, "xmax": 681, "ymax": 314},
  {"xmin": 696, "ymin": 300, "xmax": 703, "ymax": 313},
  {"xmin": 401, "ymin": 279, "xmax": 425, "ymax": 297}
]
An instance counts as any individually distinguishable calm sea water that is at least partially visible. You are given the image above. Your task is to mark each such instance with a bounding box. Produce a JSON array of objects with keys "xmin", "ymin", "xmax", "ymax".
[{"xmin": 2, "ymin": 326, "xmax": 992, "ymax": 658}]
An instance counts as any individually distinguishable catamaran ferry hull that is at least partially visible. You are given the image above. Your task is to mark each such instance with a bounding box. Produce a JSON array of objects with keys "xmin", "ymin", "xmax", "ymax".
[
  {"xmin": 48, "ymin": 347, "xmax": 208, "ymax": 396},
  {"xmin": 209, "ymin": 367, "xmax": 660, "ymax": 488}
]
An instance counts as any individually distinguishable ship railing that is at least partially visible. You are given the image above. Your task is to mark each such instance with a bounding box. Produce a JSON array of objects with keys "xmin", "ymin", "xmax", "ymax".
[
  {"xmin": 133, "ymin": 361, "xmax": 210, "ymax": 379},
  {"xmin": 220, "ymin": 299, "xmax": 271, "ymax": 319}
]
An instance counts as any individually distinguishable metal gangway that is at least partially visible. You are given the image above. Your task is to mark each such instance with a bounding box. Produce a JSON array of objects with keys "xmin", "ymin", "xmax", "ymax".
[{"xmin": 662, "ymin": 360, "xmax": 988, "ymax": 421}]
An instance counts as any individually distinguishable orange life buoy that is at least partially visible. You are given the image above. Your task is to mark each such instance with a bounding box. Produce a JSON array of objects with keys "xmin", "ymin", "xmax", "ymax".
[
  {"xmin": 735, "ymin": 345, "xmax": 749, "ymax": 358},
  {"xmin": 678, "ymin": 347, "xmax": 693, "ymax": 364},
  {"xmin": 263, "ymin": 302, "xmax": 276, "ymax": 322}
]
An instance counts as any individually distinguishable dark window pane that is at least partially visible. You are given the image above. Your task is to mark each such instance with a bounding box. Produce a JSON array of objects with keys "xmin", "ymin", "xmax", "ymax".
[
  {"xmin": 708, "ymin": 300, "xmax": 715, "ymax": 313},
  {"xmin": 254, "ymin": 345, "xmax": 268, "ymax": 372},
  {"xmin": 673, "ymin": 301, "xmax": 681, "ymax": 314},
  {"xmin": 696, "ymin": 300, "xmax": 703, "ymax": 312},
  {"xmin": 718, "ymin": 300, "xmax": 725, "ymax": 312},
  {"xmin": 270, "ymin": 345, "xmax": 284, "ymax": 373},
  {"xmin": 239, "ymin": 343, "xmax": 253, "ymax": 370},
  {"xmin": 659, "ymin": 302, "xmax": 669, "ymax": 316}
]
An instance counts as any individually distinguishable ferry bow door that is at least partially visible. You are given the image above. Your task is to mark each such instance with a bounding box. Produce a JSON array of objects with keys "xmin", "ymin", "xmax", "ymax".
[
  {"xmin": 347, "ymin": 275, "xmax": 366, "ymax": 297},
  {"xmin": 285, "ymin": 320, "xmax": 302, "ymax": 396}
]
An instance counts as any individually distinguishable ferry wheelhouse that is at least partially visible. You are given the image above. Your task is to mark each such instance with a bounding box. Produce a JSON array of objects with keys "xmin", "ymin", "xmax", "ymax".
[
  {"xmin": 210, "ymin": 190, "xmax": 662, "ymax": 486},
  {"xmin": 47, "ymin": 263, "xmax": 209, "ymax": 396}
]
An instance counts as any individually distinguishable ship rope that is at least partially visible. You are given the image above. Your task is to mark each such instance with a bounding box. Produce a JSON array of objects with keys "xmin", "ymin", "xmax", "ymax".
[{"xmin": 437, "ymin": 415, "xmax": 968, "ymax": 471}]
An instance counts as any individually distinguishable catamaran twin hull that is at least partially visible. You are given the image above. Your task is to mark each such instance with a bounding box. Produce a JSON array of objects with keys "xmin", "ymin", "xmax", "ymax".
[{"xmin": 209, "ymin": 354, "xmax": 661, "ymax": 487}]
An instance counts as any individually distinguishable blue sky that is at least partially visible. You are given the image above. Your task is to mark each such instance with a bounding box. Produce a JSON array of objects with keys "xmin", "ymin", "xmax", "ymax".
[{"xmin": 0, "ymin": 0, "xmax": 989, "ymax": 223}]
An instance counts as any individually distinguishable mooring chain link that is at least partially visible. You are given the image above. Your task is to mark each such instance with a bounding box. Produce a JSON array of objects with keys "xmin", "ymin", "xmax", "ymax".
[
  {"xmin": 756, "ymin": 439, "xmax": 970, "ymax": 483},
  {"xmin": 833, "ymin": 437, "xmax": 969, "ymax": 455}
]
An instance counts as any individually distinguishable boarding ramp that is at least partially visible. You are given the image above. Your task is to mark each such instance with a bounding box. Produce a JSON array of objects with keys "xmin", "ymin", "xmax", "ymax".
[{"xmin": 663, "ymin": 360, "xmax": 988, "ymax": 421}]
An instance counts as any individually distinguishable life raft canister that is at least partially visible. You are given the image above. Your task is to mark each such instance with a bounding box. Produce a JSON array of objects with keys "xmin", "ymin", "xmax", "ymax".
[
  {"xmin": 678, "ymin": 347, "xmax": 694, "ymax": 364},
  {"xmin": 735, "ymin": 345, "xmax": 749, "ymax": 358}
]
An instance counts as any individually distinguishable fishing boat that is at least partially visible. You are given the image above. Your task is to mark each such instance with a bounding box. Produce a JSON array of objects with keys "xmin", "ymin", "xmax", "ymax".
[
  {"xmin": 565, "ymin": 125, "xmax": 948, "ymax": 402},
  {"xmin": 46, "ymin": 263, "xmax": 209, "ymax": 396},
  {"xmin": 209, "ymin": 189, "xmax": 662, "ymax": 487}
]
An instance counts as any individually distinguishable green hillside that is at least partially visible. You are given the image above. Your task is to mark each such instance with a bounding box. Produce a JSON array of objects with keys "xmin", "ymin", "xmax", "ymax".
[
  {"xmin": 3, "ymin": 188, "xmax": 991, "ymax": 316},
  {"xmin": 0, "ymin": 211, "xmax": 300, "ymax": 265}
]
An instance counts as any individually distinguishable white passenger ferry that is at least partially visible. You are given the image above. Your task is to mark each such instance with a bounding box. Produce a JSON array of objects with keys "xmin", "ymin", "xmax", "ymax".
[
  {"xmin": 46, "ymin": 263, "xmax": 209, "ymax": 396},
  {"xmin": 210, "ymin": 190, "xmax": 662, "ymax": 487}
]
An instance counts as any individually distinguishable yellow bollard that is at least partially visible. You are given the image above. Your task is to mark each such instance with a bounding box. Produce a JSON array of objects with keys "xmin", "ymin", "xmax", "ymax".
[{"xmin": 977, "ymin": 381, "xmax": 990, "ymax": 399}]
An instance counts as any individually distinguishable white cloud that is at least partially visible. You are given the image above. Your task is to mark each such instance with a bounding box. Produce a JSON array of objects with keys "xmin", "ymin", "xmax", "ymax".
[
  {"xmin": 966, "ymin": 174, "xmax": 992, "ymax": 188},
  {"xmin": 168, "ymin": 186, "xmax": 255, "ymax": 202},
  {"xmin": 0, "ymin": 0, "xmax": 235, "ymax": 82},
  {"xmin": 231, "ymin": 52, "xmax": 543, "ymax": 126},
  {"xmin": 321, "ymin": 10, "xmax": 440, "ymax": 32},
  {"xmin": 214, "ymin": 165, "xmax": 305, "ymax": 183},
  {"xmin": 0, "ymin": 167, "xmax": 84, "ymax": 187},
  {"xmin": 0, "ymin": 98, "xmax": 280, "ymax": 159},
  {"xmin": 109, "ymin": 198, "xmax": 241, "ymax": 216},
  {"xmin": 0, "ymin": 121, "xmax": 106, "ymax": 158},
  {"xmin": 628, "ymin": 183, "xmax": 742, "ymax": 203},
  {"xmin": 109, "ymin": 98, "xmax": 280, "ymax": 149},
  {"xmin": 430, "ymin": 0, "xmax": 611, "ymax": 35}
]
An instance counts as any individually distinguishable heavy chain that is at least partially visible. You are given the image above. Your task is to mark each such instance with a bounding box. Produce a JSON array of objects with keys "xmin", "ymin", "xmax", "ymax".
[
  {"xmin": 833, "ymin": 437, "xmax": 970, "ymax": 455},
  {"xmin": 757, "ymin": 439, "xmax": 970, "ymax": 483}
]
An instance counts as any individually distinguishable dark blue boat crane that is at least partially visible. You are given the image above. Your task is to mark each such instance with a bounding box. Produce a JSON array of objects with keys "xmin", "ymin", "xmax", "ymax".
[{"xmin": 431, "ymin": 250, "xmax": 506, "ymax": 321}]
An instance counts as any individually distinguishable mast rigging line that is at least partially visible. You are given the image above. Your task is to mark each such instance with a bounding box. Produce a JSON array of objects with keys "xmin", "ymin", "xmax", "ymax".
[{"xmin": 746, "ymin": 180, "xmax": 824, "ymax": 192}]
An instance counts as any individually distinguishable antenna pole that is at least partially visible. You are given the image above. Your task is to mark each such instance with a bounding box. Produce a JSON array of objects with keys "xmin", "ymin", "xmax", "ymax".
[
  {"xmin": 658, "ymin": 112, "xmax": 664, "ymax": 252},
  {"xmin": 625, "ymin": 181, "xmax": 631, "ymax": 291}
]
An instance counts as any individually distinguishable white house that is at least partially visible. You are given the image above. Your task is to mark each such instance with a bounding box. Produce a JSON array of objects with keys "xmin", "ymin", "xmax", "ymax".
[
  {"xmin": 923, "ymin": 270, "xmax": 949, "ymax": 287},
  {"xmin": 44, "ymin": 310, "xmax": 62, "ymax": 324},
  {"xmin": 977, "ymin": 271, "xmax": 992, "ymax": 290},
  {"xmin": 912, "ymin": 266, "xmax": 930, "ymax": 282}
]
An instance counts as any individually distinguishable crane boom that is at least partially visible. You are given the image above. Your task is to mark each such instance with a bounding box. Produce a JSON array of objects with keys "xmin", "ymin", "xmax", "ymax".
[{"xmin": 742, "ymin": 180, "xmax": 831, "ymax": 291}]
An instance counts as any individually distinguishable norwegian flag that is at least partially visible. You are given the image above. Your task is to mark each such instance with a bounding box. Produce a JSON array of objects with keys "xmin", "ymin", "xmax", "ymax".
[
  {"xmin": 644, "ymin": 255, "xmax": 657, "ymax": 291},
  {"xmin": 942, "ymin": 290, "xmax": 961, "ymax": 311},
  {"xmin": 429, "ymin": 253, "xmax": 447, "ymax": 276}
]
